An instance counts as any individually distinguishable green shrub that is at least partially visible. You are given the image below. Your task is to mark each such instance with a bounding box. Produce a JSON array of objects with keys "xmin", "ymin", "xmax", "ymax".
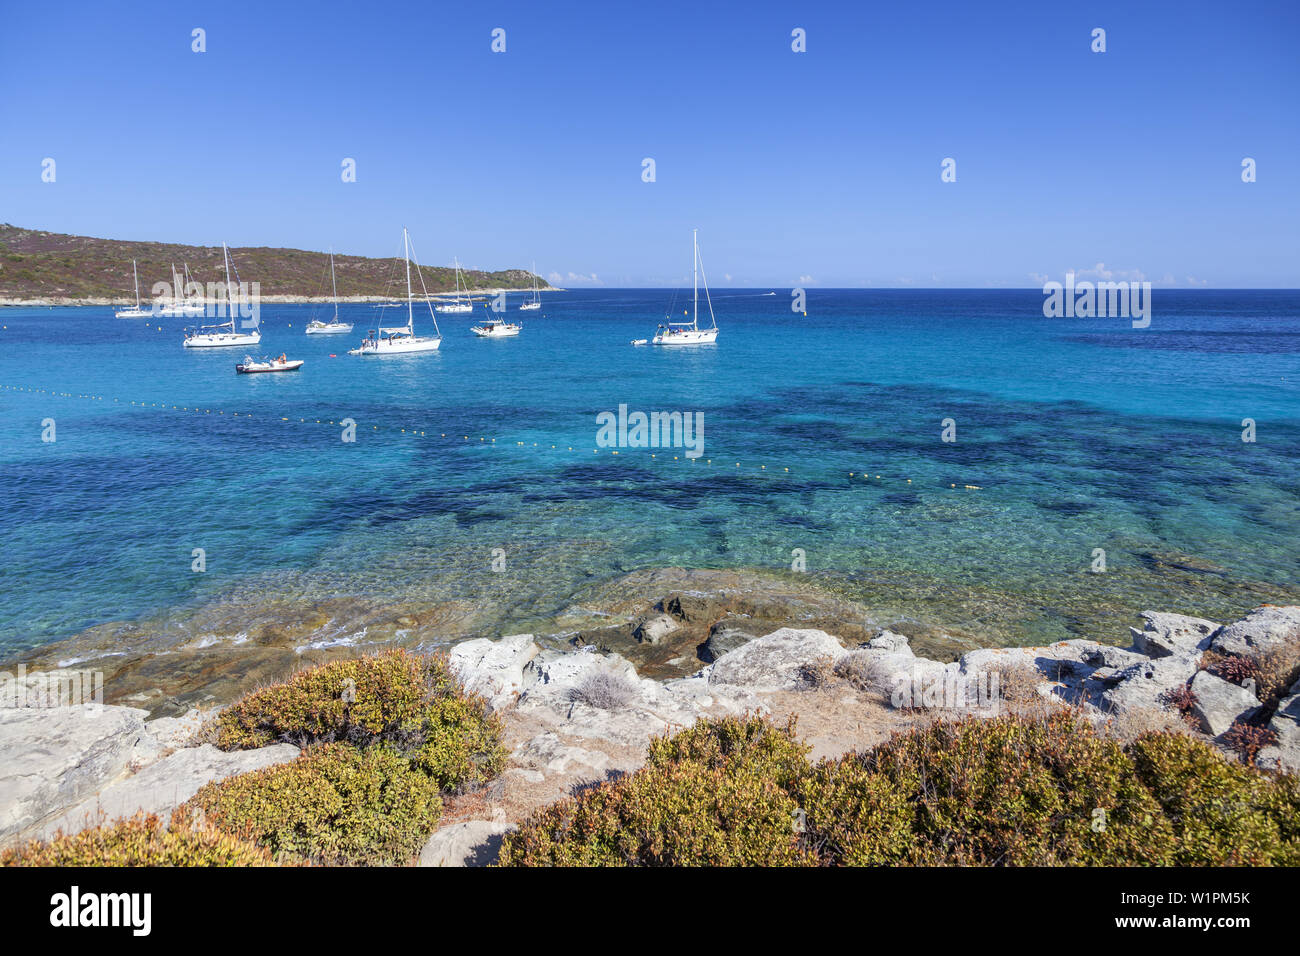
[
  {"xmin": 215, "ymin": 649, "xmax": 506, "ymax": 791},
  {"xmin": 1, "ymin": 813, "xmax": 276, "ymax": 867},
  {"xmin": 182, "ymin": 743, "xmax": 443, "ymax": 866},
  {"xmin": 797, "ymin": 756, "xmax": 915, "ymax": 865},
  {"xmin": 864, "ymin": 712, "xmax": 1174, "ymax": 865},
  {"xmin": 499, "ymin": 715, "xmax": 814, "ymax": 866},
  {"xmin": 501, "ymin": 710, "xmax": 1300, "ymax": 867},
  {"xmin": 1128, "ymin": 730, "xmax": 1289, "ymax": 865}
]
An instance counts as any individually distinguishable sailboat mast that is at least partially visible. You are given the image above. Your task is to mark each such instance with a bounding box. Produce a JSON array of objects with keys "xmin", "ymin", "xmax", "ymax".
[
  {"xmin": 404, "ymin": 229, "xmax": 414, "ymax": 332},
  {"xmin": 133, "ymin": 259, "xmax": 141, "ymax": 309},
  {"xmin": 692, "ymin": 229, "xmax": 698, "ymax": 330},
  {"xmin": 330, "ymin": 248, "xmax": 338, "ymax": 320},
  {"xmin": 222, "ymin": 243, "xmax": 234, "ymax": 331}
]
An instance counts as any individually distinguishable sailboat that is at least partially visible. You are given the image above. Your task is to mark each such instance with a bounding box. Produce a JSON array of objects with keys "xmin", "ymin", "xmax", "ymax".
[
  {"xmin": 183, "ymin": 243, "xmax": 262, "ymax": 348},
  {"xmin": 352, "ymin": 228, "xmax": 443, "ymax": 355},
  {"xmin": 157, "ymin": 263, "xmax": 205, "ymax": 317},
  {"xmin": 114, "ymin": 260, "xmax": 150, "ymax": 319},
  {"xmin": 434, "ymin": 257, "xmax": 474, "ymax": 313},
  {"xmin": 519, "ymin": 261, "xmax": 541, "ymax": 311},
  {"xmin": 305, "ymin": 249, "xmax": 353, "ymax": 334},
  {"xmin": 652, "ymin": 229, "xmax": 719, "ymax": 345},
  {"xmin": 471, "ymin": 303, "xmax": 521, "ymax": 338}
]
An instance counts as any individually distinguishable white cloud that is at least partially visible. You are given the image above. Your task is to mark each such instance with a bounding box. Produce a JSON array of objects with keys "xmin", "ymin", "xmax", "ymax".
[
  {"xmin": 547, "ymin": 271, "xmax": 603, "ymax": 287},
  {"xmin": 1071, "ymin": 262, "xmax": 1147, "ymax": 282},
  {"xmin": 798, "ymin": 274, "xmax": 815, "ymax": 284}
]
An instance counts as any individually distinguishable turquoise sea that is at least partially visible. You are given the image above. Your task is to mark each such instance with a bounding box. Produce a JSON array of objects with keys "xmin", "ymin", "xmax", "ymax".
[{"xmin": 1, "ymin": 289, "xmax": 1298, "ymax": 657}]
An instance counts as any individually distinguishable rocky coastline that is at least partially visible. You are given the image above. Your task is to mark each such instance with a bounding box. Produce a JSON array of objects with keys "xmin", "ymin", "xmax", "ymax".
[{"xmin": 3, "ymin": 601, "xmax": 1296, "ymax": 866}]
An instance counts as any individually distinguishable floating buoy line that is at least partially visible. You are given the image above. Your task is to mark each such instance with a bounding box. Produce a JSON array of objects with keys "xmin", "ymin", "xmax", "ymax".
[{"xmin": 1, "ymin": 382, "xmax": 985, "ymax": 491}]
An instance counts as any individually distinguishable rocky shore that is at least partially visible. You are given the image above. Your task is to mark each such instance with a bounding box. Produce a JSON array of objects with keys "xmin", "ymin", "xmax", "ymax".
[{"xmin": 3, "ymin": 602, "xmax": 1296, "ymax": 865}]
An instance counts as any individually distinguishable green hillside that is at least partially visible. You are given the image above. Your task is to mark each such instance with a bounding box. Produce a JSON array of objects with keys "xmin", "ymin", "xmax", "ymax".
[{"xmin": 0, "ymin": 224, "xmax": 549, "ymax": 301}]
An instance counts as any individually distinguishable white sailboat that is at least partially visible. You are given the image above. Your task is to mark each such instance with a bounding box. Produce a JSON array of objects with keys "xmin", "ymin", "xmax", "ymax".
[
  {"xmin": 471, "ymin": 304, "xmax": 522, "ymax": 337},
  {"xmin": 519, "ymin": 261, "xmax": 541, "ymax": 311},
  {"xmin": 353, "ymin": 228, "xmax": 443, "ymax": 355},
  {"xmin": 305, "ymin": 249, "xmax": 353, "ymax": 334},
  {"xmin": 114, "ymin": 260, "xmax": 150, "ymax": 319},
  {"xmin": 183, "ymin": 243, "xmax": 262, "ymax": 348},
  {"xmin": 434, "ymin": 257, "xmax": 474, "ymax": 313},
  {"xmin": 157, "ymin": 263, "xmax": 205, "ymax": 317},
  {"xmin": 652, "ymin": 229, "xmax": 719, "ymax": 346}
]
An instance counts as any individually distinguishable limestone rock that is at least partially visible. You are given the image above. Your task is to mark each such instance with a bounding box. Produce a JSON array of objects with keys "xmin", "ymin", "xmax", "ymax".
[
  {"xmin": 32, "ymin": 742, "xmax": 299, "ymax": 841},
  {"xmin": 699, "ymin": 625, "xmax": 756, "ymax": 663},
  {"xmin": 0, "ymin": 704, "xmax": 151, "ymax": 840},
  {"xmin": 866, "ymin": 630, "xmax": 913, "ymax": 654},
  {"xmin": 1256, "ymin": 695, "xmax": 1300, "ymax": 773},
  {"xmin": 1128, "ymin": 611, "xmax": 1220, "ymax": 659},
  {"xmin": 1101, "ymin": 655, "xmax": 1200, "ymax": 715},
  {"xmin": 419, "ymin": 820, "xmax": 513, "ymax": 867},
  {"xmin": 706, "ymin": 628, "xmax": 846, "ymax": 691},
  {"xmin": 1211, "ymin": 606, "xmax": 1300, "ymax": 659},
  {"xmin": 1188, "ymin": 670, "xmax": 1261, "ymax": 737},
  {"xmin": 449, "ymin": 634, "xmax": 540, "ymax": 708},
  {"xmin": 633, "ymin": 613, "xmax": 679, "ymax": 645}
]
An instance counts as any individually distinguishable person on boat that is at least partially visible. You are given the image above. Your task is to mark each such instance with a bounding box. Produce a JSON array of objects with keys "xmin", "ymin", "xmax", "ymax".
[{"xmin": 278, "ymin": 353, "xmax": 287, "ymax": 364}]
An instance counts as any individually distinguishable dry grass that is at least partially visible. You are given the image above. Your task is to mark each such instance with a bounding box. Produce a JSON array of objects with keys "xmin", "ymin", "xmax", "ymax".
[
  {"xmin": 567, "ymin": 670, "xmax": 639, "ymax": 711},
  {"xmin": 1099, "ymin": 704, "xmax": 1194, "ymax": 744}
]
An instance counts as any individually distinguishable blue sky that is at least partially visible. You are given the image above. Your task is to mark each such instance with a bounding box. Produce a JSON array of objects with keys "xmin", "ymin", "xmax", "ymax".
[{"xmin": 1, "ymin": 0, "xmax": 1296, "ymax": 287}]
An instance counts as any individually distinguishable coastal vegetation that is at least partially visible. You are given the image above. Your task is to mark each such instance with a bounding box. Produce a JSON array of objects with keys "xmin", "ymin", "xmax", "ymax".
[
  {"xmin": 0, "ymin": 223, "xmax": 547, "ymax": 301},
  {"xmin": 0, "ymin": 812, "xmax": 276, "ymax": 866},
  {"xmin": 498, "ymin": 712, "xmax": 1300, "ymax": 867}
]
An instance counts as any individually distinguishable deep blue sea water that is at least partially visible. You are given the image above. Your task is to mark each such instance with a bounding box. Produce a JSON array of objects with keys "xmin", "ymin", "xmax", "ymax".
[{"xmin": 1, "ymin": 289, "xmax": 1297, "ymax": 656}]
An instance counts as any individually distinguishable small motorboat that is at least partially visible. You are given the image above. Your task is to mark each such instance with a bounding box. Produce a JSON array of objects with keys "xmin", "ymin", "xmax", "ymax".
[
  {"xmin": 631, "ymin": 338, "xmax": 648, "ymax": 346},
  {"xmin": 236, "ymin": 353, "xmax": 304, "ymax": 374}
]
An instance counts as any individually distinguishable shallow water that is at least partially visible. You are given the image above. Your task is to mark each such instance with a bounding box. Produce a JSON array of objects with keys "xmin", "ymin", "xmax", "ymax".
[{"xmin": 1, "ymin": 289, "xmax": 1297, "ymax": 656}]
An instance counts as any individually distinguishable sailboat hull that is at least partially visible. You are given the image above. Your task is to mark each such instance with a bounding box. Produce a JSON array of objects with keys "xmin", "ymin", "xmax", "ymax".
[
  {"xmin": 518, "ymin": 302, "xmax": 541, "ymax": 311},
  {"xmin": 184, "ymin": 331, "xmax": 263, "ymax": 348},
  {"xmin": 434, "ymin": 304, "xmax": 473, "ymax": 314},
  {"xmin": 652, "ymin": 328, "xmax": 718, "ymax": 345},
  {"xmin": 357, "ymin": 336, "xmax": 442, "ymax": 355},
  {"xmin": 471, "ymin": 324, "xmax": 521, "ymax": 337},
  {"xmin": 305, "ymin": 323, "xmax": 354, "ymax": 335}
]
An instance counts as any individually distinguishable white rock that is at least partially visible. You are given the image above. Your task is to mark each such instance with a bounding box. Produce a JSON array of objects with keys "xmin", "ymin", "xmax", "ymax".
[
  {"xmin": 31, "ymin": 742, "xmax": 300, "ymax": 841},
  {"xmin": 1101, "ymin": 655, "xmax": 1200, "ymax": 715},
  {"xmin": 633, "ymin": 613, "xmax": 680, "ymax": 644},
  {"xmin": 1188, "ymin": 670, "xmax": 1261, "ymax": 737},
  {"xmin": 449, "ymin": 634, "xmax": 540, "ymax": 708},
  {"xmin": 419, "ymin": 820, "xmax": 513, "ymax": 867},
  {"xmin": 1211, "ymin": 606, "xmax": 1300, "ymax": 659},
  {"xmin": 1257, "ymin": 700, "xmax": 1300, "ymax": 774},
  {"xmin": 513, "ymin": 732, "xmax": 612, "ymax": 775},
  {"xmin": 1128, "ymin": 611, "xmax": 1220, "ymax": 659},
  {"xmin": 143, "ymin": 708, "xmax": 209, "ymax": 750},
  {"xmin": 866, "ymin": 630, "xmax": 913, "ymax": 654},
  {"xmin": 706, "ymin": 628, "xmax": 847, "ymax": 691},
  {"xmin": 0, "ymin": 704, "xmax": 151, "ymax": 840}
]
